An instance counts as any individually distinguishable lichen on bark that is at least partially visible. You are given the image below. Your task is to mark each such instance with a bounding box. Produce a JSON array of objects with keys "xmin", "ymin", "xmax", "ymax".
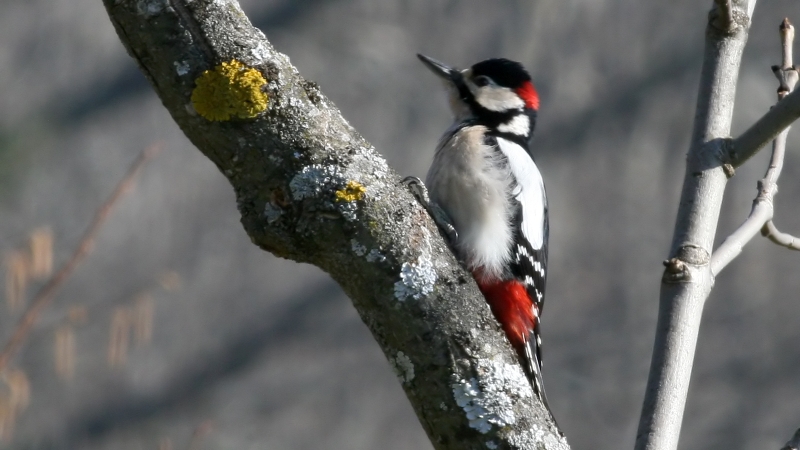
[{"xmin": 102, "ymin": 0, "xmax": 566, "ymax": 447}]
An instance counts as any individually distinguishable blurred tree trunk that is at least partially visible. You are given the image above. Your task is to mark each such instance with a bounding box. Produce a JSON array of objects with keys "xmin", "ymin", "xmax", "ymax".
[{"xmin": 102, "ymin": 0, "xmax": 567, "ymax": 448}]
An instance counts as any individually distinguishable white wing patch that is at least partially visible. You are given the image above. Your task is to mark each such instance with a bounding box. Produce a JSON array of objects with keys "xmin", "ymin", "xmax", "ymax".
[{"xmin": 496, "ymin": 137, "xmax": 547, "ymax": 248}]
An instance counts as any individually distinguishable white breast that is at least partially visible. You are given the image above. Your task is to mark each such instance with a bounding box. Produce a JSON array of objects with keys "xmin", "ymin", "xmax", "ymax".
[{"xmin": 425, "ymin": 125, "xmax": 515, "ymax": 280}]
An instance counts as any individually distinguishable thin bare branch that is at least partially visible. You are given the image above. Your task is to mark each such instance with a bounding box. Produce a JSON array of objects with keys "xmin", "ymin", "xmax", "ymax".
[
  {"xmin": 731, "ymin": 20, "xmax": 800, "ymax": 168},
  {"xmin": 711, "ymin": 18, "xmax": 798, "ymax": 275},
  {"xmin": 781, "ymin": 18, "xmax": 795, "ymax": 71},
  {"xmin": 0, "ymin": 143, "xmax": 161, "ymax": 374},
  {"xmin": 755, "ymin": 18, "xmax": 800, "ymax": 252},
  {"xmin": 781, "ymin": 428, "xmax": 800, "ymax": 450},
  {"xmin": 710, "ymin": 130, "xmax": 785, "ymax": 274},
  {"xmin": 762, "ymin": 220, "xmax": 800, "ymax": 250}
]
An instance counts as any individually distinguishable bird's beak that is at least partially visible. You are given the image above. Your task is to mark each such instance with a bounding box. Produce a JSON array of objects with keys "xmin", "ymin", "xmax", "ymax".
[{"xmin": 417, "ymin": 54, "xmax": 464, "ymax": 85}]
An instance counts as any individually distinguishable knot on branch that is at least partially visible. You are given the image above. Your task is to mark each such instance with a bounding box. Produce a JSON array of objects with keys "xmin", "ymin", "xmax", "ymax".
[
  {"xmin": 662, "ymin": 245, "xmax": 710, "ymax": 283},
  {"xmin": 675, "ymin": 244, "xmax": 710, "ymax": 265},
  {"xmin": 709, "ymin": 0, "xmax": 749, "ymax": 34},
  {"xmin": 756, "ymin": 178, "xmax": 778, "ymax": 201},
  {"xmin": 662, "ymin": 258, "xmax": 690, "ymax": 283},
  {"xmin": 722, "ymin": 163, "xmax": 735, "ymax": 178},
  {"xmin": 712, "ymin": 138, "xmax": 736, "ymax": 177}
]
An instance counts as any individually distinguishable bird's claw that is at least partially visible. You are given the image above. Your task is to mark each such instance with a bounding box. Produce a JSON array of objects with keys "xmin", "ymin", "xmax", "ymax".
[
  {"xmin": 402, "ymin": 176, "xmax": 430, "ymax": 205},
  {"xmin": 402, "ymin": 176, "xmax": 459, "ymax": 245}
]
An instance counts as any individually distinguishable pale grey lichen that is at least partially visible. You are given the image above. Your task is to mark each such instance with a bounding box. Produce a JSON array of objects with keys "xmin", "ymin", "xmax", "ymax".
[
  {"xmin": 452, "ymin": 357, "xmax": 532, "ymax": 434},
  {"xmin": 174, "ymin": 60, "xmax": 190, "ymax": 76},
  {"xmin": 352, "ymin": 146, "xmax": 389, "ymax": 180},
  {"xmin": 394, "ymin": 255, "xmax": 436, "ymax": 301},
  {"xmin": 485, "ymin": 441, "xmax": 499, "ymax": 450},
  {"xmin": 507, "ymin": 424, "xmax": 570, "ymax": 450},
  {"xmin": 264, "ymin": 203, "xmax": 282, "ymax": 223},
  {"xmin": 289, "ymin": 164, "xmax": 345, "ymax": 201},
  {"xmin": 390, "ymin": 351, "xmax": 415, "ymax": 384},
  {"xmin": 351, "ymin": 239, "xmax": 367, "ymax": 256},
  {"xmin": 338, "ymin": 201, "xmax": 358, "ymax": 221},
  {"xmin": 249, "ymin": 41, "xmax": 271, "ymax": 61},
  {"xmin": 136, "ymin": 0, "xmax": 165, "ymax": 15},
  {"xmin": 288, "ymin": 164, "xmax": 366, "ymax": 221},
  {"xmin": 366, "ymin": 248, "xmax": 386, "ymax": 263}
]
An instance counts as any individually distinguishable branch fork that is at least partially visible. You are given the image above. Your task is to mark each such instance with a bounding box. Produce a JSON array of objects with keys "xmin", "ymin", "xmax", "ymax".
[
  {"xmin": 711, "ymin": 18, "xmax": 800, "ymax": 275},
  {"xmin": 638, "ymin": 8, "xmax": 800, "ymax": 450}
]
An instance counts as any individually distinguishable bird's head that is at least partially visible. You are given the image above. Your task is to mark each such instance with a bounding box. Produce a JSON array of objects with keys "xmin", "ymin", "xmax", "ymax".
[{"xmin": 417, "ymin": 54, "xmax": 539, "ymax": 123}]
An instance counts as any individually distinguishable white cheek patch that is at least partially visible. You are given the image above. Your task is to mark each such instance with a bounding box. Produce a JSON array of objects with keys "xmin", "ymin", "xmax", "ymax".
[
  {"xmin": 473, "ymin": 86, "xmax": 525, "ymax": 112},
  {"xmin": 497, "ymin": 114, "xmax": 530, "ymax": 135}
]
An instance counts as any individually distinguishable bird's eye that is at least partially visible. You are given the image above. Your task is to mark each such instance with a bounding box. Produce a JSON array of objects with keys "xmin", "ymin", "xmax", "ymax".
[{"xmin": 473, "ymin": 75, "xmax": 492, "ymax": 87}]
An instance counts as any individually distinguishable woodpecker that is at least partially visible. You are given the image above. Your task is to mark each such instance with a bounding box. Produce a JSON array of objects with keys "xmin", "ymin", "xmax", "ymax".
[{"xmin": 407, "ymin": 54, "xmax": 551, "ymax": 410}]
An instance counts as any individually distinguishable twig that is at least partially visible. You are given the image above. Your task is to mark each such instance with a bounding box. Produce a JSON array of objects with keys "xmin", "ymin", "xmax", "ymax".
[
  {"xmin": 710, "ymin": 19, "xmax": 798, "ymax": 275},
  {"xmin": 762, "ymin": 220, "xmax": 800, "ymax": 250},
  {"xmin": 0, "ymin": 143, "xmax": 161, "ymax": 373},
  {"xmin": 731, "ymin": 21, "xmax": 800, "ymax": 168},
  {"xmin": 781, "ymin": 428, "xmax": 800, "ymax": 450},
  {"xmin": 759, "ymin": 19, "xmax": 800, "ymax": 251}
]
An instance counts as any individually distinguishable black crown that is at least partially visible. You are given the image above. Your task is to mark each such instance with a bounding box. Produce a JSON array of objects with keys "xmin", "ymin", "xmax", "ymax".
[{"xmin": 470, "ymin": 58, "xmax": 531, "ymax": 89}]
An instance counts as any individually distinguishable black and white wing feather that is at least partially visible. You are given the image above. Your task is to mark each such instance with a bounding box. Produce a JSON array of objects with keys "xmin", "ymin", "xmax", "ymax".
[
  {"xmin": 494, "ymin": 137, "xmax": 548, "ymax": 309},
  {"xmin": 495, "ymin": 136, "xmax": 550, "ymax": 405}
]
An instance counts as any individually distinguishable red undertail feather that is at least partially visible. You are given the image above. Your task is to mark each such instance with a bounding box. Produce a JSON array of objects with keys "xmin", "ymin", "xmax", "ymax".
[
  {"xmin": 516, "ymin": 81, "xmax": 539, "ymax": 110},
  {"xmin": 477, "ymin": 277, "xmax": 551, "ymax": 413},
  {"xmin": 476, "ymin": 279, "xmax": 536, "ymax": 356}
]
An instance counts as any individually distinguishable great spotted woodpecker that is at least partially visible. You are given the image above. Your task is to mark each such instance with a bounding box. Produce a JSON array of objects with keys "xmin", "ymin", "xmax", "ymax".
[{"xmin": 406, "ymin": 54, "xmax": 551, "ymax": 410}]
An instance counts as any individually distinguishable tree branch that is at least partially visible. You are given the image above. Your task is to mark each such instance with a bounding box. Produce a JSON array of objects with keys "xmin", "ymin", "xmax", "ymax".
[
  {"xmin": 762, "ymin": 220, "xmax": 800, "ymax": 250},
  {"xmin": 730, "ymin": 87, "xmax": 800, "ymax": 167},
  {"xmin": 0, "ymin": 143, "xmax": 160, "ymax": 374},
  {"xmin": 636, "ymin": 2, "xmax": 755, "ymax": 450},
  {"xmin": 711, "ymin": 17, "xmax": 798, "ymax": 274},
  {"xmin": 781, "ymin": 428, "xmax": 800, "ymax": 450},
  {"xmin": 102, "ymin": 0, "xmax": 567, "ymax": 448}
]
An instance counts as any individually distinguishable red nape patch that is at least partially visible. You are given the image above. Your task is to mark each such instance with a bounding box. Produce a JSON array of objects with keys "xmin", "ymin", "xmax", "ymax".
[
  {"xmin": 476, "ymin": 279, "xmax": 536, "ymax": 351},
  {"xmin": 516, "ymin": 81, "xmax": 539, "ymax": 110}
]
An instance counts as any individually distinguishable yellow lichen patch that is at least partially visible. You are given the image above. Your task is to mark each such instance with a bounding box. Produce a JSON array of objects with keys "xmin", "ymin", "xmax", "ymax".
[
  {"xmin": 335, "ymin": 181, "xmax": 367, "ymax": 202},
  {"xmin": 191, "ymin": 59, "xmax": 268, "ymax": 121}
]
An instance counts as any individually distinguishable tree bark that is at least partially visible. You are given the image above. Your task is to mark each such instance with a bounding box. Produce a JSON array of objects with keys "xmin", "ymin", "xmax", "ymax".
[{"xmin": 102, "ymin": 0, "xmax": 566, "ymax": 448}]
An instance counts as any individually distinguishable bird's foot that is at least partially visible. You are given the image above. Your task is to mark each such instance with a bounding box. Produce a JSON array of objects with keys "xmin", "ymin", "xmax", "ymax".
[{"xmin": 402, "ymin": 176, "xmax": 459, "ymax": 245}]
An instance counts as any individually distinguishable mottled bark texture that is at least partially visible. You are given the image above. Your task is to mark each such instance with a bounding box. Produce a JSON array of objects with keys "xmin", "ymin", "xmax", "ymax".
[{"xmin": 103, "ymin": 0, "xmax": 567, "ymax": 448}]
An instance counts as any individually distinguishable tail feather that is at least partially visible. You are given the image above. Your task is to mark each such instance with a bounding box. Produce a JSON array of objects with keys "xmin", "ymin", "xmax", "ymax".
[
  {"xmin": 522, "ymin": 330, "xmax": 552, "ymax": 414},
  {"xmin": 476, "ymin": 278, "xmax": 557, "ymax": 424}
]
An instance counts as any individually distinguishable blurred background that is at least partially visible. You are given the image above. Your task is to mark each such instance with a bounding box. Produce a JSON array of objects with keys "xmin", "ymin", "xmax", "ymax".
[{"xmin": 0, "ymin": 0, "xmax": 799, "ymax": 449}]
